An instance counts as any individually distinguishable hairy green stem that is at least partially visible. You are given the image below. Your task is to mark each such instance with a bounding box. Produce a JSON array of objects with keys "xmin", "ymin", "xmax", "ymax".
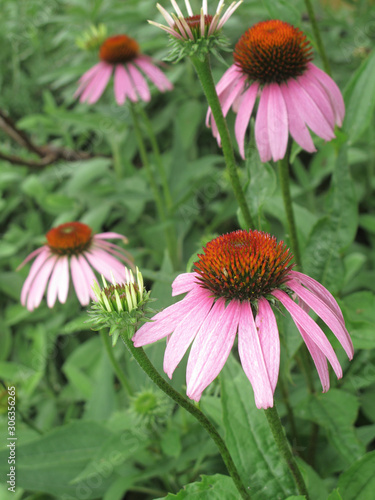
[
  {"xmin": 303, "ymin": 0, "xmax": 331, "ymax": 75},
  {"xmin": 130, "ymin": 105, "xmax": 177, "ymax": 268},
  {"xmin": 277, "ymin": 152, "xmax": 302, "ymax": 269},
  {"xmin": 100, "ymin": 330, "xmax": 133, "ymax": 397},
  {"xmin": 120, "ymin": 332, "xmax": 251, "ymax": 500},
  {"xmin": 136, "ymin": 104, "xmax": 173, "ymax": 211},
  {"xmin": 265, "ymin": 405, "xmax": 309, "ymax": 499},
  {"xmin": 190, "ymin": 55, "xmax": 255, "ymax": 229}
]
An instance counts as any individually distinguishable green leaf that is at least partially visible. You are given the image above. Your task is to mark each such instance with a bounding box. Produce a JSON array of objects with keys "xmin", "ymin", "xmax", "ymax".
[
  {"xmin": 295, "ymin": 390, "xmax": 364, "ymax": 466},
  {"xmin": 344, "ymin": 49, "xmax": 375, "ymax": 144},
  {"xmin": 72, "ymin": 430, "xmax": 149, "ymax": 484},
  {"xmin": 0, "ymin": 421, "xmax": 114, "ymax": 499},
  {"xmin": 262, "ymin": 0, "xmax": 300, "ymax": 24},
  {"xmin": 327, "ymin": 490, "xmax": 343, "ymax": 500},
  {"xmin": 220, "ymin": 355, "xmax": 296, "ymax": 499},
  {"xmin": 246, "ymin": 150, "xmax": 276, "ymax": 229},
  {"xmin": 295, "ymin": 457, "xmax": 328, "ymax": 500},
  {"xmin": 304, "ymin": 145, "xmax": 357, "ymax": 292},
  {"xmin": 341, "ymin": 291, "xmax": 375, "ymax": 349},
  {"xmin": 155, "ymin": 474, "xmax": 241, "ymax": 499},
  {"xmin": 337, "ymin": 450, "xmax": 375, "ymax": 500},
  {"xmin": 161, "ymin": 426, "xmax": 182, "ymax": 457}
]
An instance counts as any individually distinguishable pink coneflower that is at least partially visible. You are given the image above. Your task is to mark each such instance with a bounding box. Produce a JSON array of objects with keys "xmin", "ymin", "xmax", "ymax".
[
  {"xmin": 18, "ymin": 222, "xmax": 133, "ymax": 311},
  {"xmin": 133, "ymin": 230, "xmax": 353, "ymax": 409},
  {"xmin": 149, "ymin": 0, "xmax": 243, "ymax": 41},
  {"xmin": 75, "ymin": 34, "xmax": 173, "ymax": 105},
  {"xmin": 207, "ymin": 20, "xmax": 345, "ymax": 161}
]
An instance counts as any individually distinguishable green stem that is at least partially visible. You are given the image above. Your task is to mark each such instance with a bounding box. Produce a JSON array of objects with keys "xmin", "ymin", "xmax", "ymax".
[
  {"xmin": 190, "ymin": 55, "xmax": 255, "ymax": 229},
  {"xmin": 265, "ymin": 405, "xmax": 309, "ymax": 499},
  {"xmin": 110, "ymin": 138, "xmax": 124, "ymax": 178},
  {"xmin": 100, "ymin": 330, "xmax": 133, "ymax": 397},
  {"xmin": 136, "ymin": 104, "xmax": 173, "ymax": 211},
  {"xmin": 277, "ymin": 152, "xmax": 302, "ymax": 269},
  {"xmin": 303, "ymin": 0, "xmax": 331, "ymax": 75},
  {"xmin": 278, "ymin": 374, "xmax": 299, "ymax": 452},
  {"xmin": 120, "ymin": 332, "xmax": 251, "ymax": 500},
  {"xmin": 130, "ymin": 105, "xmax": 178, "ymax": 269}
]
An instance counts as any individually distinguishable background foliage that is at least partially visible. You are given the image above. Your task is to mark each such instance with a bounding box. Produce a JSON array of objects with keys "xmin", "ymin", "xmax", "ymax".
[{"xmin": 1, "ymin": 0, "xmax": 375, "ymax": 498}]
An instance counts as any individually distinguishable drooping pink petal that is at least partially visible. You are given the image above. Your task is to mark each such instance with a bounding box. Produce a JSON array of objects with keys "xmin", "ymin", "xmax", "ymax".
[
  {"xmin": 133, "ymin": 286, "xmax": 205, "ymax": 346},
  {"xmin": 238, "ymin": 301, "xmax": 274, "ymax": 409},
  {"xmin": 286, "ymin": 78, "xmax": 335, "ymax": 141},
  {"xmin": 206, "ymin": 65, "xmax": 243, "ymax": 129},
  {"xmin": 267, "ymin": 83, "xmax": 289, "ymax": 161},
  {"xmin": 220, "ymin": 75, "xmax": 247, "ymax": 117},
  {"xmin": 17, "ymin": 246, "xmax": 45, "ymax": 270},
  {"xmin": 77, "ymin": 254, "xmax": 98, "ymax": 300},
  {"xmin": 235, "ymin": 82, "xmax": 259, "ymax": 159},
  {"xmin": 134, "ymin": 56, "xmax": 173, "ymax": 92},
  {"xmin": 186, "ymin": 299, "xmax": 241, "ymax": 401},
  {"xmin": 84, "ymin": 248, "xmax": 125, "ymax": 283},
  {"xmin": 70, "ymin": 255, "xmax": 90, "ymax": 305},
  {"xmin": 127, "ymin": 63, "xmax": 151, "ymax": 102},
  {"xmin": 93, "ymin": 241, "xmax": 134, "ymax": 269},
  {"xmin": 287, "ymin": 279, "xmax": 353, "ymax": 359},
  {"xmin": 272, "ymin": 290, "xmax": 342, "ymax": 379},
  {"xmin": 256, "ymin": 298, "xmax": 280, "ymax": 393},
  {"xmin": 114, "ymin": 64, "xmax": 128, "ymax": 105},
  {"xmin": 21, "ymin": 248, "xmax": 51, "ymax": 305},
  {"xmin": 47, "ymin": 258, "xmax": 61, "ymax": 308},
  {"xmin": 94, "ymin": 232, "xmax": 128, "ymax": 241},
  {"xmin": 74, "ymin": 63, "xmax": 103, "ymax": 98},
  {"xmin": 296, "ymin": 298, "xmax": 330, "ymax": 392},
  {"xmin": 307, "ymin": 63, "xmax": 345, "ymax": 126},
  {"xmin": 172, "ymin": 272, "xmax": 199, "ymax": 296},
  {"xmin": 27, "ymin": 255, "xmax": 58, "ymax": 311},
  {"xmin": 280, "ymin": 82, "xmax": 316, "ymax": 153},
  {"xmin": 47, "ymin": 256, "xmax": 69, "ymax": 307},
  {"xmin": 163, "ymin": 291, "xmax": 215, "ymax": 378},
  {"xmin": 298, "ymin": 73, "xmax": 336, "ymax": 129},
  {"xmin": 80, "ymin": 62, "xmax": 113, "ymax": 104},
  {"xmin": 57, "ymin": 256, "xmax": 70, "ymax": 304},
  {"xmin": 289, "ymin": 271, "xmax": 346, "ymax": 328},
  {"xmin": 255, "ymin": 85, "xmax": 271, "ymax": 162}
]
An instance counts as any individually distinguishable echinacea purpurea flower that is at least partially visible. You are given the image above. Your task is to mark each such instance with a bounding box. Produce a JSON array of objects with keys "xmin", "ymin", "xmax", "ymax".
[
  {"xmin": 75, "ymin": 34, "xmax": 173, "ymax": 105},
  {"xmin": 18, "ymin": 222, "xmax": 133, "ymax": 310},
  {"xmin": 207, "ymin": 20, "xmax": 345, "ymax": 161},
  {"xmin": 133, "ymin": 229, "xmax": 353, "ymax": 409}
]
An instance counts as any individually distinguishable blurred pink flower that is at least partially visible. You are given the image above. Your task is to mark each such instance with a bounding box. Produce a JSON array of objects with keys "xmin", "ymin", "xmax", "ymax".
[
  {"xmin": 133, "ymin": 230, "xmax": 353, "ymax": 409},
  {"xmin": 75, "ymin": 34, "xmax": 173, "ymax": 105},
  {"xmin": 149, "ymin": 0, "xmax": 242, "ymax": 40},
  {"xmin": 18, "ymin": 222, "xmax": 133, "ymax": 311},
  {"xmin": 207, "ymin": 20, "xmax": 345, "ymax": 161}
]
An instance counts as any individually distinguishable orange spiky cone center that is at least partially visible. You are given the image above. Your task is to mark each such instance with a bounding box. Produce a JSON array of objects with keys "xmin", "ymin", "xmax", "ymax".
[
  {"xmin": 99, "ymin": 35, "xmax": 139, "ymax": 64},
  {"xmin": 234, "ymin": 20, "xmax": 313, "ymax": 84},
  {"xmin": 46, "ymin": 222, "xmax": 93, "ymax": 255},
  {"xmin": 194, "ymin": 230, "xmax": 294, "ymax": 301}
]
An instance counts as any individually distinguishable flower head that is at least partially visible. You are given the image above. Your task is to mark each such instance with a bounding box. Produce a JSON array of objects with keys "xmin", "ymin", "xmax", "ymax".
[
  {"xmin": 150, "ymin": 0, "xmax": 242, "ymax": 61},
  {"xmin": 133, "ymin": 229, "xmax": 353, "ymax": 409},
  {"xmin": 76, "ymin": 24, "xmax": 108, "ymax": 51},
  {"xmin": 18, "ymin": 222, "xmax": 134, "ymax": 311},
  {"xmin": 207, "ymin": 20, "xmax": 345, "ymax": 161},
  {"xmin": 89, "ymin": 267, "xmax": 153, "ymax": 345},
  {"xmin": 75, "ymin": 34, "xmax": 173, "ymax": 105}
]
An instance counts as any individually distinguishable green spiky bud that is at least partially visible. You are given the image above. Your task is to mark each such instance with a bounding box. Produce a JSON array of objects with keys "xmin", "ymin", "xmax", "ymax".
[{"xmin": 88, "ymin": 267, "xmax": 154, "ymax": 345}]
